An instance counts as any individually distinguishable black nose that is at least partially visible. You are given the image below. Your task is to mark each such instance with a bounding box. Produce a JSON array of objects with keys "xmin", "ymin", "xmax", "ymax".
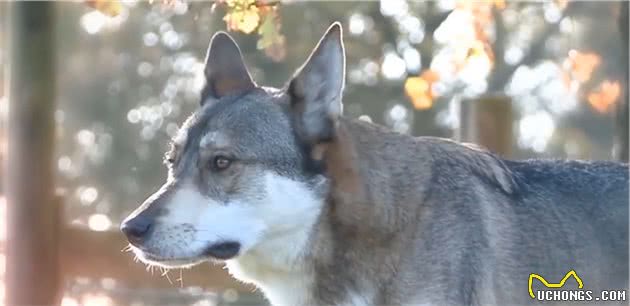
[{"xmin": 120, "ymin": 216, "xmax": 153, "ymax": 245}]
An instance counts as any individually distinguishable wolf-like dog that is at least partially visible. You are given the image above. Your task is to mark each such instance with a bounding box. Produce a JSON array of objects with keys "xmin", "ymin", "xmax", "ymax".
[{"xmin": 121, "ymin": 23, "xmax": 629, "ymax": 306}]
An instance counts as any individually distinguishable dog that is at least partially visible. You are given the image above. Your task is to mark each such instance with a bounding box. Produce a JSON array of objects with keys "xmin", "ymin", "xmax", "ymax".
[{"xmin": 121, "ymin": 22, "xmax": 629, "ymax": 306}]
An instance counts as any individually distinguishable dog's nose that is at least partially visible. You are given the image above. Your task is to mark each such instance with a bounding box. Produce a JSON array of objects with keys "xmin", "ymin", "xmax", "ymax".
[{"xmin": 120, "ymin": 216, "xmax": 153, "ymax": 245}]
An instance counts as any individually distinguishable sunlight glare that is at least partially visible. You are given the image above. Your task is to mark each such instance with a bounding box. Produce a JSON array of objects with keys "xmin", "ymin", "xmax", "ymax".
[
  {"xmin": 504, "ymin": 46, "xmax": 524, "ymax": 65},
  {"xmin": 76, "ymin": 130, "xmax": 96, "ymax": 147},
  {"xmin": 61, "ymin": 296, "xmax": 80, "ymax": 306},
  {"xmin": 434, "ymin": 10, "xmax": 474, "ymax": 45},
  {"xmin": 380, "ymin": 0, "xmax": 409, "ymax": 17},
  {"xmin": 402, "ymin": 48, "xmax": 421, "ymax": 73},
  {"xmin": 81, "ymin": 11, "xmax": 107, "ymax": 35},
  {"xmin": 381, "ymin": 52, "xmax": 407, "ymax": 80},
  {"xmin": 143, "ymin": 32, "xmax": 159, "ymax": 47},
  {"xmin": 519, "ymin": 111, "xmax": 555, "ymax": 153},
  {"xmin": 543, "ymin": 2, "xmax": 562, "ymax": 23},
  {"xmin": 88, "ymin": 214, "xmax": 112, "ymax": 232},
  {"xmin": 80, "ymin": 187, "xmax": 99, "ymax": 206},
  {"xmin": 81, "ymin": 294, "xmax": 113, "ymax": 306},
  {"xmin": 348, "ymin": 13, "xmax": 366, "ymax": 35}
]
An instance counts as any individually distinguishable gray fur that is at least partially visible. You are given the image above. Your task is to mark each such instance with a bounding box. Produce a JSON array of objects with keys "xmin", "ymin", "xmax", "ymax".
[{"xmin": 306, "ymin": 119, "xmax": 628, "ymax": 305}]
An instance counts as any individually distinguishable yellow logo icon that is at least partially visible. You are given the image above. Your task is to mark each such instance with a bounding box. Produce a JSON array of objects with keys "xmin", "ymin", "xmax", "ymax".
[{"xmin": 528, "ymin": 270, "xmax": 584, "ymax": 299}]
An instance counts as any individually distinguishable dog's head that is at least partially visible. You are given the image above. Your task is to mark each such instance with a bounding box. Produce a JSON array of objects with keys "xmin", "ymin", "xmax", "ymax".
[{"xmin": 121, "ymin": 23, "xmax": 345, "ymax": 268}]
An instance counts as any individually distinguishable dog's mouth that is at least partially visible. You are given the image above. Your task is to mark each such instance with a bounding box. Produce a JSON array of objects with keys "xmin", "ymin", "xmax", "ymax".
[
  {"xmin": 129, "ymin": 246, "xmax": 205, "ymax": 268},
  {"xmin": 202, "ymin": 241, "xmax": 241, "ymax": 260},
  {"xmin": 130, "ymin": 241, "xmax": 241, "ymax": 268}
]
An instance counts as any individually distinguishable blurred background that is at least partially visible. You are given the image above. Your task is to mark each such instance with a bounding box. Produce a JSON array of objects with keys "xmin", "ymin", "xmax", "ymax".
[{"xmin": 0, "ymin": 1, "xmax": 627, "ymax": 305}]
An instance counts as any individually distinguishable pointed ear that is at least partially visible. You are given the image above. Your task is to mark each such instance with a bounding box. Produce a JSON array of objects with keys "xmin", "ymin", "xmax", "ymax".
[
  {"xmin": 288, "ymin": 22, "xmax": 345, "ymax": 144},
  {"xmin": 202, "ymin": 32, "xmax": 256, "ymax": 103}
]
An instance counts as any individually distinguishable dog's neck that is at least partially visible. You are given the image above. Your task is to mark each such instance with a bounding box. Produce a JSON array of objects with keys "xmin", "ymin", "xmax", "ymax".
[
  {"xmin": 223, "ymin": 173, "xmax": 325, "ymax": 306},
  {"xmin": 224, "ymin": 204, "xmax": 381, "ymax": 306},
  {"xmin": 225, "ymin": 219, "xmax": 318, "ymax": 306}
]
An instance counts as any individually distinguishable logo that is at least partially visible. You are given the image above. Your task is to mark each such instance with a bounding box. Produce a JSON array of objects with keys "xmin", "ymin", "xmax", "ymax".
[
  {"xmin": 528, "ymin": 270, "xmax": 583, "ymax": 299},
  {"xmin": 528, "ymin": 270, "xmax": 626, "ymax": 302}
]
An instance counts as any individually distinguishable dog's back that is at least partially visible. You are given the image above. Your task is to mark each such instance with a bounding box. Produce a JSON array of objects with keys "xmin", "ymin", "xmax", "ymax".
[{"xmin": 504, "ymin": 159, "xmax": 628, "ymax": 298}]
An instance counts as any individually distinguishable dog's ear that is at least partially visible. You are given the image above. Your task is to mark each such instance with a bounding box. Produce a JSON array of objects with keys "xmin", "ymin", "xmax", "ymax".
[
  {"xmin": 288, "ymin": 22, "xmax": 345, "ymax": 144},
  {"xmin": 202, "ymin": 32, "xmax": 256, "ymax": 104}
]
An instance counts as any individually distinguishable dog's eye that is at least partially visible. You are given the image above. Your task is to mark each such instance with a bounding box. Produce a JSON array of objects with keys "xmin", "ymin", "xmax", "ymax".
[{"xmin": 212, "ymin": 156, "xmax": 232, "ymax": 171}]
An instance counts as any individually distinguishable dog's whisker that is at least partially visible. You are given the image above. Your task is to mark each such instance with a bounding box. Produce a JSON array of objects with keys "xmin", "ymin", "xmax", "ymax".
[
  {"xmin": 177, "ymin": 269, "xmax": 184, "ymax": 288},
  {"xmin": 121, "ymin": 244, "xmax": 133, "ymax": 252},
  {"xmin": 161, "ymin": 268, "xmax": 174, "ymax": 285}
]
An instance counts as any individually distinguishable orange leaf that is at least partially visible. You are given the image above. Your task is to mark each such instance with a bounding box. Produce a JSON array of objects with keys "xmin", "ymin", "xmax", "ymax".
[
  {"xmin": 412, "ymin": 94, "xmax": 433, "ymax": 110},
  {"xmin": 223, "ymin": 5, "xmax": 260, "ymax": 34},
  {"xmin": 587, "ymin": 80, "xmax": 620, "ymax": 113},
  {"xmin": 565, "ymin": 50, "xmax": 601, "ymax": 83},
  {"xmin": 420, "ymin": 69, "xmax": 440, "ymax": 83},
  {"xmin": 405, "ymin": 72, "xmax": 441, "ymax": 110}
]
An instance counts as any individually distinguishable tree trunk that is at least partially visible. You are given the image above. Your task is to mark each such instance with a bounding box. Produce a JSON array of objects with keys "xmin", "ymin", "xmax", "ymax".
[
  {"xmin": 4, "ymin": 2, "xmax": 61, "ymax": 305},
  {"xmin": 615, "ymin": 1, "xmax": 629, "ymax": 162}
]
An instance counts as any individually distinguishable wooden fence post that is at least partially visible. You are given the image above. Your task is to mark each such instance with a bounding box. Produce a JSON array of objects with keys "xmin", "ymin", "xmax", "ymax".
[
  {"xmin": 457, "ymin": 94, "xmax": 514, "ymax": 157},
  {"xmin": 4, "ymin": 2, "xmax": 61, "ymax": 305}
]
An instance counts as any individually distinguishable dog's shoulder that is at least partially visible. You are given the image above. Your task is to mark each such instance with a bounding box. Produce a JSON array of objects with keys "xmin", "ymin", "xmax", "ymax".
[
  {"xmin": 420, "ymin": 136, "xmax": 518, "ymax": 195},
  {"xmin": 338, "ymin": 118, "xmax": 518, "ymax": 195}
]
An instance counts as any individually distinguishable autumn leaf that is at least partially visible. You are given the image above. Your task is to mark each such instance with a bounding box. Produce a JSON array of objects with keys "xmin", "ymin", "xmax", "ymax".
[
  {"xmin": 587, "ymin": 80, "xmax": 620, "ymax": 113},
  {"xmin": 405, "ymin": 70, "xmax": 441, "ymax": 110},
  {"xmin": 447, "ymin": 1, "xmax": 497, "ymax": 75},
  {"xmin": 563, "ymin": 50, "xmax": 601, "ymax": 84},
  {"xmin": 85, "ymin": 0, "xmax": 122, "ymax": 17},
  {"xmin": 223, "ymin": 3, "xmax": 260, "ymax": 34},
  {"xmin": 215, "ymin": 0, "xmax": 285, "ymax": 60},
  {"xmin": 256, "ymin": 8, "xmax": 286, "ymax": 61}
]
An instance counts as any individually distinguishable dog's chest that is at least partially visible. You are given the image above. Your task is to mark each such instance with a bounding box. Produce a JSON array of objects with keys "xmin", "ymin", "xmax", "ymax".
[
  {"xmin": 225, "ymin": 257, "xmax": 313, "ymax": 306},
  {"xmin": 226, "ymin": 258, "xmax": 377, "ymax": 306}
]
